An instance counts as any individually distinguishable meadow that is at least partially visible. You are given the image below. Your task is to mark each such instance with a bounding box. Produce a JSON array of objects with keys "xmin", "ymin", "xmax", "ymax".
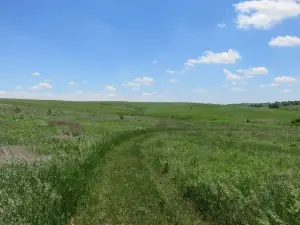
[{"xmin": 1, "ymin": 98, "xmax": 300, "ymax": 225}]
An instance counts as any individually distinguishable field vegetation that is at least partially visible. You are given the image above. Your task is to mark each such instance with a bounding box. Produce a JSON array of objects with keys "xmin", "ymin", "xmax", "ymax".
[{"xmin": 1, "ymin": 99, "xmax": 300, "ymax": 224}]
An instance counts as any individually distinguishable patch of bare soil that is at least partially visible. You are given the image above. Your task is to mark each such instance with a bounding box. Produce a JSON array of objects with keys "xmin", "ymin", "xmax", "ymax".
[
  {"xmin": 252, "ymin": 118, "xmax": 279, "ymax": 124},
  {"xmin": 0, "ymin": 146, "xmax": 36, "ymax": 164}
]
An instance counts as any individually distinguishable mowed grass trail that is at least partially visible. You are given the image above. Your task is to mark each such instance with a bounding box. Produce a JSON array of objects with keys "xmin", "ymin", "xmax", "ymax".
[
  {"xmin": 1, "ymin": 99, "xmax": 300, "ymax": 224},
  {"xmin": 74, "ymin": 134, "xmax": 206, "ymax": 225}
]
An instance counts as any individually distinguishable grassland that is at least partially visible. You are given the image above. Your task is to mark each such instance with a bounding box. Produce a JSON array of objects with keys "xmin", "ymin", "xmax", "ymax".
[{"xmin": 1, "ymin": 99, "xmax": 300, "ymax": 224}]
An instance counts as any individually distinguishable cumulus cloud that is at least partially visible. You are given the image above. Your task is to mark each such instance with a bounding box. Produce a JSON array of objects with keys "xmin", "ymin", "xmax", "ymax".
[
  {"xmin": 192, "ymin": 89, "xmax": 208, "ymax": 93},
  {"xmin": 269, "ymin": 35, "xmax": 300, "ymax": 47},
  {"xmin": 166, "ymin": 70, "xmax": 176, "ymax": 74},
  {"xmin": 223, "ymin": 69, "xmax": 244, "ymax": 80},
  {"xmin": 270, "ymin": 83, "xmax": 279, "ymax": 87},
  {"xmin": 108, "ymin": 93, "xmax": 116, "ymax": 97},
  {"xmin": 105, "ymin": 86, "xmax": 116, "ymax": 92},
  {"xmin": 274, "ymin": 76, "xmax": 297, "ymax": 83},
  {"xmin": 234, "ymin": 0, "xmax": 300, "ymax": 29},
  {"xmin": 68, "ymin": 81, "xmax": 76, "ymax": 86},
  {"xmin": 122, "ymin": 82, "xmax": 140, "ymax": 87},
  {"xmin": 32, "ymin": 72, "xmax": 40, "ymax": 76},
  {"xmin": 237, "ymin": 67, "xmax": 268, "ymax": 75},
  {"xmin": 185, "ymin": 49, "xmax": 241, "ymax": 67},
  {"xmin": 141, "ymin": 92, "xmax": 152, "ymax": 96},
  {"xmin": 134, "ymin": 77, "xmax": 154, "ymax": 85},
  {"xmin": 217, "ymin": 23, "xmax": 227, "ymax": 28},
  {"xmin": 152, "ymin": 60, "xmax": 158, "ymax": 64},
  {"xmin": 30, "ymin": 82, "xmax": 52, "ymax": 90},
  {"xmin": 280, "ymin": 89, "xmax": 291, "ymax": 93},
  {"xmin": 165, "ymin": 69, "xmax": 185, "ymax": 74},
  {"xmin": 87, "ymin": 93, "xmax": 101, "ymax": 96},
  {"xmin": 169, "ymin": 78, "xmax": 178, "ymax": 83}
]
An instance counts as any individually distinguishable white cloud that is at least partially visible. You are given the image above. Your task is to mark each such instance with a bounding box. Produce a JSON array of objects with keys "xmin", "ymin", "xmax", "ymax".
[
  {"xmin": 223, "ymin": 69, "xmax": 244, "ymax": 80},
  {"xmin": 185, "ymin": 49, "xmax": 241, "ymax": 67},
  {"xmin": 108, "ymin": 93, "xmax": 116, "ymax": 97},
  {"xmin": 169, "ymin": 78, "xmax": 178, "ymax": 83},
  {"xmin": 68, "ymin": 81, "xmax": 76, "ymax": 86},
  {"xmin": 217, "ymin": 23, "xmax": 227, "ymax": 28},
  {"xmin": 232, "ymin": 82, "xmax": 238, "ymax": 85},
  {"xmin": 234, "ymin": 0, "xmax": 300, "ymax": 29},
  {"xmin": 141, "ymin": 92, "xmax": 152, "ymax": 96},
  {"xmin": 122, "ymin": 82, "xmax": 140, "ymax": 87},
  {"xmin": 269, "ymin": 35, "xmax": 300, "ymax": 47},
  {"xmin": 280, "ymin": 89, "xmax": 291, "ymax": 93},
  {"xmin": 134, "ymin": 77, "xmax": 154, "ymax": 85},
  {"xmin": 270, "ymin": 83, "xmax": 279, "ymax": 87},
  {"xmin": 274, "ymin": 76, "xmax": 297, "ymax": 83},
  {"xmin": 105, "ymin": 86, "xmax": 116, "ymax": 92},
  {"xmin": 32, "ymin": 72, "xmax": 40, "ymax": 76},
  {"xmin": 15, "ymin": 86, "xmax": 23, "ymax": 90},
  {"xmin": 166, "ymin": 70, "xmax": 176, "ymax": 74},
  {"xmin": 30, "ymin": 82, "xmax": 52, "ymax": 90},
  {"xmin": 237, "ymin": 67, "xmax": 268, "ymax": 75},
  {"xmin": 152, "ymin": 60, "xmax": 158, "ymax": 64},
  {"xmin": 165, "ymin": 69, "xmax": 185, "ymax": 74},
  {"xmin": 192, "ymin": 89, "xmax": 208, "ymax": 93},
  {"xmin": 231, "ymin": 87, "xmax": 246, "ymax": 92},
  {"xmin": 132, "ymin": 87, "xmax": 140, "ymax": 91},
  {"xmin": 87, "ymin": 93, "xmax": 101, "ymax": 96}
]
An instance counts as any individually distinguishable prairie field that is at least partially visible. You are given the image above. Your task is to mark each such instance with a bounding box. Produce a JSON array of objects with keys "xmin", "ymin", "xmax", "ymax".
[{"xmin": 1, "ymin": 99, "xmax": 300, "ymax": 225}]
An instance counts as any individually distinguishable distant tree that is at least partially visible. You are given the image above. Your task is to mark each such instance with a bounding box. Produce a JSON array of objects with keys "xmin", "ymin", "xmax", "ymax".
[
  {"xmin": 269, "ymin": 103, "xmax": 280, "ymax": 109},
  {"xmin": 47, "ymin": 109, "xmax": 52, "ymax": 116},
  {"xmin": 249, "ymin": 104, "xmax": 263, "ymax": 107}
]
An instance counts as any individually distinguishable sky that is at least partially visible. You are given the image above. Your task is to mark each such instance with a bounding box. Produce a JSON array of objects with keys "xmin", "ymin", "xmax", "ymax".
[{"xmin": 1, "ymin": 0, "xmax": 300, "ymax": 103}]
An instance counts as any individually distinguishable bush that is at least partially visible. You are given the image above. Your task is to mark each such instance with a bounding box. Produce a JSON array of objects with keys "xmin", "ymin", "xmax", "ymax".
[
  {"xmin": 47, "ymin": 109, "xmax": 52, "ymax": 116},
  {"xmin": 14, "ymin": 106, "xmax": 21, "ymax": 114},
  {"xmin": 291, "ymin": 118, "xmax": 300, "ymax": 126}
]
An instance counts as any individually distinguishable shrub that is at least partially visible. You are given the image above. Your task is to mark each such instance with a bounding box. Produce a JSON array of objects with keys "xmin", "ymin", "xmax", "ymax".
[
  {"xmin": 291, "ymin": 118, "xmax": 300, "ymax": 126},
  {"xmin": 47, "ymin": 109, "xmax": 52, "ymax": 116},
  {"xmin": 14, "ymin": 106, "xmax": 21, "ymax": 114}
]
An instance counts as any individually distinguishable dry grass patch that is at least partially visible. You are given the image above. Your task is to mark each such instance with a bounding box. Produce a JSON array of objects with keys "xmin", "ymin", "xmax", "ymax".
[{"xmin": 0, "ymin": 146, "xmax": 36, "ymax": 164}]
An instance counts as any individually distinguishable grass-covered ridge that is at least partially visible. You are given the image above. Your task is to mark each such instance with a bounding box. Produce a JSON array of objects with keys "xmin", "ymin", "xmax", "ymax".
[{"xmin": 1, "ymin": 99, "xmax": 300, "ymax": 224}]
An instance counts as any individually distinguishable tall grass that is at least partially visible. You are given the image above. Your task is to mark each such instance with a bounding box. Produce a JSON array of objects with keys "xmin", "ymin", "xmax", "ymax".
[
  {"xmin": 141, "ymin": 128, "xmax": 300, "ymax": 225},
  {"xmin": 0, "ymin": 127, "xmax": 163, "ymax": 225}
]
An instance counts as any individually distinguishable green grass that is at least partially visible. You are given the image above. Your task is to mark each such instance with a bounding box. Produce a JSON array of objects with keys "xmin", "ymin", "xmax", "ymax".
[{"xmin": 1, "ymin": 99, "xmax": 300, "ymax": 224}]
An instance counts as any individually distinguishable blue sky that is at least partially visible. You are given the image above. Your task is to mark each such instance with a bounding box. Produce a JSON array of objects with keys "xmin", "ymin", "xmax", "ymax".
[{"xmin": 1, "ymin": 0, "xmax": 300, "ymax": 103}]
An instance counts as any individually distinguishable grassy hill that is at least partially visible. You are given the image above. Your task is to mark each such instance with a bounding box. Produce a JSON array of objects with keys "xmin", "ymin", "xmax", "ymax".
[{"xmin": 1, "ymin": 99, "xmax": 300, "ymax": 224}]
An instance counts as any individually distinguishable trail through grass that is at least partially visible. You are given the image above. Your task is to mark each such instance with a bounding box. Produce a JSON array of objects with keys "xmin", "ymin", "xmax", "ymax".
[{"xmin": 74, "ymin": 134, "xmax": 206, "ymax": 224}]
